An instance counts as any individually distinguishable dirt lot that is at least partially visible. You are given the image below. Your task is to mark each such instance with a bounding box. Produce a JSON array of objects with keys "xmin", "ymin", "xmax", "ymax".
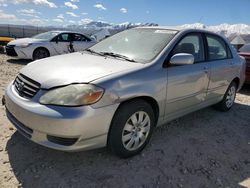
[{"xmin": 0, "ymin": 54, "xmax": 250, "ymax": 188}]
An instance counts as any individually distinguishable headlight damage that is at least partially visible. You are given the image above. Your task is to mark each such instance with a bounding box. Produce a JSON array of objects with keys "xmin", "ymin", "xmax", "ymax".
[{"xmin": 39, "ymin": 84, "xmax": 104, "ymax": 106}]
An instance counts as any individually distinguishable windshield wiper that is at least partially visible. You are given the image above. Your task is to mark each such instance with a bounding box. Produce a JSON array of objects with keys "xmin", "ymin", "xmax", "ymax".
[
  {"xmin": 99, "ymin": 52, "xmax": 136, "ymax": 62},
  {"xmin": 84, "ymin": 49, "xmax": 105, "ymax": 56}
]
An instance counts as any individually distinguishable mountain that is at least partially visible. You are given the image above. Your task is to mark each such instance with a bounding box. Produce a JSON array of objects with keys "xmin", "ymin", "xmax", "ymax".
[
  {"xmin": 1, "ymin": 21, "xmax": 250, "ymax": 39},
  {"xmin": 66, "ymin": 21, "xmax": 250, "ymax": 38},
  {"xmin": 179, "ymin": 23, "xmax": 250, "ymax": 37}
]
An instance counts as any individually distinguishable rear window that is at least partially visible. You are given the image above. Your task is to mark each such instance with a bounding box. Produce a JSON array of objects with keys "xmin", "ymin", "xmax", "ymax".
[{"xmin": 206, "ymin": 35, "xmax": 232, "ymax": 61}]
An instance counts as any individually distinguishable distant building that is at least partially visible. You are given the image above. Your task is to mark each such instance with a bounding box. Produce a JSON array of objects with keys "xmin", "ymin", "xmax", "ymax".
[{"xmin": 230, "ymin": 34, "xmax": 250, "ymax": 51}]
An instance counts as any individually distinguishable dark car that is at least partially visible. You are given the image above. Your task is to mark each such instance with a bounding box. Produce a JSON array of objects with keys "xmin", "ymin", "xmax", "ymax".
[{"xmin": 239, "ymin": 44, "xmax": 250, "ymax": 84}]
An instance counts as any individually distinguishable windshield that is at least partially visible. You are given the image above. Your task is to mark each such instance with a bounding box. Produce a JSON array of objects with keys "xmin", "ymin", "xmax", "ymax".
[
  {"xmin": 90, "ymin": 28, "xmax": 177, "ymax": 62},
  {"xmin": 239, "ymin": 44, "xmax": 250, "ymax": 53},
  {"xmin": 32, "ymin": 31, "xmax": 59, "ymax": 40}
]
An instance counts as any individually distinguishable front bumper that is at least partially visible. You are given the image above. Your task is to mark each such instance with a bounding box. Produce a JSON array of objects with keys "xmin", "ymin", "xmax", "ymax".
[
  {"xmin": 6, "ymin": 45, "xmax": 33, "ymax": 59},
  {"xmin": 5, "ymin": 82, "xmax": 119, "ymax": 151},
  {"xmin": 6, "ymin": 45, "xmax": 18, "ymax": 57}
]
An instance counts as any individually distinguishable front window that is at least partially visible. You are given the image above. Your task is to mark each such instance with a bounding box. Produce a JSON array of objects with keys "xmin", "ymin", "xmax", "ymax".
[
  {"xmin": 90, "ymin": 28, "xmax": 177, "ymax": 62},
  {"xmin": 32, "ymin": 31, "xmax": 59, "ymax": 40},
  {"xmin": 171, "ymin": 34, "xmax": 205, "ymax": 63}
]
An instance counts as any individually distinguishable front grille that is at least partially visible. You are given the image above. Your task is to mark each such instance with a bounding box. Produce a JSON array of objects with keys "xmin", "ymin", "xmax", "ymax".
[
  {"xmin": 47, "ymin": 135, "xmax": 78, "ymax": 146},
  {"xmin": 14, "ymin": 73, "xmax": 41, "ymax": 99},
  {"xmin": 6, "ymin": 45, "xmax": 17, "ymax": 56},
  {"xmin": 6, "ymin": 109, "xmax": 33, "ymax": 139}
]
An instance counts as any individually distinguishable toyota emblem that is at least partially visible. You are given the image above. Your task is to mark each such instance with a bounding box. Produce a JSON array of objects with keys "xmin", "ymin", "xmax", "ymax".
[{"xmin": 17, "ymin": 82, "xmax": 25, "ymax": 92}]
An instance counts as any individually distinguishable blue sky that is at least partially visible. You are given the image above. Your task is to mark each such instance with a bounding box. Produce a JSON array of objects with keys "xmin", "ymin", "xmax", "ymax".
[{"xmin": 0, "ymin": 0, "xmax": 249, "ymax": 26}]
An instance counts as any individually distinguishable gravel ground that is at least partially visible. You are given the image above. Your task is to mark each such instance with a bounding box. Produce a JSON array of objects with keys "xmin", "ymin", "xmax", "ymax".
[{"xmin": 0, "ymin": 54, "xmax": 250, "ymax": 188}]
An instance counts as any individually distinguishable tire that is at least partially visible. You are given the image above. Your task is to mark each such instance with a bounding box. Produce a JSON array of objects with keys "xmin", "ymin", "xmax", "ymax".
[
  {"xmin": 214, "ymin": 82, "xmax": 237, "ymax": 112},
  {"xmin": 33, "ymin": 48, "xmax": 50, "ymax": 60},
  {"xmin": 108, "ymin": 99, "xmax": 155, "ymax": 158}
]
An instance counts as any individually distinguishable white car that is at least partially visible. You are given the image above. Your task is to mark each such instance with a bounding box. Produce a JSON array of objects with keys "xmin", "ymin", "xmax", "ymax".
[{"xmin": 5, "ymin": 31, "xmax": 96, "ymax": 60}]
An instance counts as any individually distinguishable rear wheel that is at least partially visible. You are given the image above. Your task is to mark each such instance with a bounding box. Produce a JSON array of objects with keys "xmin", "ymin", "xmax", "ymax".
[
  {"xmin": 108, "ymin": 99, "xmax": 155, "ymax": 158},
  {"xmin": 33, "ymin": 48, "xmax": 49, "ymax": 60},
  {"xmin": 214, "ymin": 82, "xmax": 237, "ymax": 111}
]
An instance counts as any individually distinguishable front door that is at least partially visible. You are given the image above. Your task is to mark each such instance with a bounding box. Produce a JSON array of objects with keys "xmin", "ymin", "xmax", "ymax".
[{"xmin": 165, "ymin": 33, "xmax": 210, "ymax": 116}]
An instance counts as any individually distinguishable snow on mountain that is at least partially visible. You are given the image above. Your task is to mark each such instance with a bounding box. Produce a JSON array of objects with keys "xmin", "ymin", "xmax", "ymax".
[
  {"xmin": 66, "ymin": 21, "xmax": 250, "ymax": 37},
  {"xmin": 179, "ymin": 23, "xmax": 250, "ymax": 36}
]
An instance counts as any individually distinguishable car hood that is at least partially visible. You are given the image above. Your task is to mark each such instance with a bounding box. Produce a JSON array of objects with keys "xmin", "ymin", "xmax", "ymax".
[
  {"xmin": 8, "ymin": 38, "xmax": 47, "ymax": 46},
  {"xmin": 19, "ymin": 52, "xmax": 143, "ymax": 89}
]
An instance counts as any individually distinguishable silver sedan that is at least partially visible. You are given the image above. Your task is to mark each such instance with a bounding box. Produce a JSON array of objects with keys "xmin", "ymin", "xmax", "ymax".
[{"xmin": 4, "ymin": 27, "xmax": 246, "ymax": 157}]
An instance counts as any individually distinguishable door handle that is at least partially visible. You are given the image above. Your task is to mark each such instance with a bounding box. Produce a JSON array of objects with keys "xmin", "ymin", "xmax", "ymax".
[{"xmin": 203, "ymin": 66, "xmax": 209, "ymax": 73}]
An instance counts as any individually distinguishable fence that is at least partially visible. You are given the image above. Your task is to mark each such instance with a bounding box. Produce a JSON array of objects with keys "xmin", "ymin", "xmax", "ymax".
[{"xmin": 0, "ymin": 24, "xmax": 54, "ymax": 38}]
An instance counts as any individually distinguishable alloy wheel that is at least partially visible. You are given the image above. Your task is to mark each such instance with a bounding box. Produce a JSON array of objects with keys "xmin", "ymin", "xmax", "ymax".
[{"xmin": 122, "ymin": 111, "xmax": 151, "ymax": 151}]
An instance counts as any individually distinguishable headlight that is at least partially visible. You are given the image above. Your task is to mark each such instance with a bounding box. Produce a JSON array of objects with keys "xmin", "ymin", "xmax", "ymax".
[
  {"xmin": 39, "ymin": 84, "xmax": 104, "ymax": 106},
  {"xmin": 17, "ymin": 43, "xmax": 31, "ymax": 48}
]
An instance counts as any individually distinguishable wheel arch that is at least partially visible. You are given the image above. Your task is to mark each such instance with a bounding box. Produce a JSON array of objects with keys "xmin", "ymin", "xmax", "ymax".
[
  {"xmin": 232, "ymin": 77, "xmax": 240, "ymax": 90},
  {"xmin": 112, "ymin": 96, "xmax": 160, "ymax": 127},
  {"xmin": 32, "ymin": 47, "xmax": 50, "ymax": 60}
]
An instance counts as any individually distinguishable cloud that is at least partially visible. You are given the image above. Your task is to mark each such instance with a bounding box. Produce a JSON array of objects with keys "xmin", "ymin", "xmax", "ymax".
[
  {"xmin": 52, "ymin": 18, "xmax": 63, "ymax": 22},
  {"xmin": 68, "ymin": 20, "xmax": 75, "ymax": 24},
  {"xmin": 66, "ymin": 11, "xmax": 78, "ymax": 17},
  {"xmin": 93, "ymin": 3, "xmax": 106, "ymax": 10},
  {"xmin": 78, "ymin": 18, "xmax": 92, "ymax": 25},
  {"xmin": 98, "ymin": 16, "xmax": 104, "ymax": 20},
  {"xmin": 29, "ymin": 18, "xmax": 46, "ymax": 25},
  {"xmin": 57, "ymin": 14, "xmax": 64, "ymax": 19},
  {"xmin": 64, "ymin": 1, "xmax": 78, "ymax": 9},
  {"xmin": 0, "ymin": 10, "xmax": 16, "ymax": 19},
  {"xmin": 71, "ymin": 0, "xmax": 79, "ymax": 2},
  {"xmin": 20, "ymin": 13, "xmax": 40, "ymax": 18},
  {"xmin": 120, "ymin": 8, "xmax": 127, "ymax": 13},
  {"xmin": 17, "ymin": 9, "xmax": 41, "ymax": 14},
  {"xmin": 81, "ymin": 12, "xmax": 88, "ymax": 15},
  {"xmin": 0, "ymin": 0, "xmax": 57, "ymax": 8},
  {"xmin": 0, "ymin": 3, "xmax": 7, "ymax": 6}
]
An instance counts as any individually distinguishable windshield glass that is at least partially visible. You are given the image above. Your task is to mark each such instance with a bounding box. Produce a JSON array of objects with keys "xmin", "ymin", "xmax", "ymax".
[
  {"xmin": 239, "ymin": 44, "xmax": 250, "ymax": 53},
  {"xmin": 90, "ymin": 28, "xmax": 177, "ymax": 62},
  {"xmin": 32, "ymin": 31, "xmax": 59, "ymax": 40}
]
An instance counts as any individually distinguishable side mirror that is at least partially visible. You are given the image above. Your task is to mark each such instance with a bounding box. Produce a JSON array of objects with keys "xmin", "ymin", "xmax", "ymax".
[
  {"xmin": 90, "ymin": 35, "xmax": 97, "ymax": 41},
  {"xmin": 170, "ymin": 53, "xmax": 194, "ymax": 65}
]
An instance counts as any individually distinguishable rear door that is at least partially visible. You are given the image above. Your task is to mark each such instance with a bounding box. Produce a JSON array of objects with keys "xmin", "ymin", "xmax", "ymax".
[
  {"xmin": 165, "ymin": 33, "xmax": 210, "ymax": 116},
  {"xmin": 71, "ymin": 33, "xmax": 95, "ymax": 51},
  {"xmin": 51, "ymin": 33, "xmax": 71, "ymax": 55},
  {"xmin": 204, "ymin": 34, "xmax": 234, "ymax": 100}
]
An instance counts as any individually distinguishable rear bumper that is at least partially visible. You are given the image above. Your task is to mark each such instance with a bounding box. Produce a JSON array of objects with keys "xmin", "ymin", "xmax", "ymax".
[{"xmin": 5, "ymin": 82, "xmax": 119, "ymax": 151}]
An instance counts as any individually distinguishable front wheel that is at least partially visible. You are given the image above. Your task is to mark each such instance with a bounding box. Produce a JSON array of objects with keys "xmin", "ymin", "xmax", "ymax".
[
  {"xmin": 33, "ymin": 48, "xmax": 50, "ymax": 60},
  {"xmin": 214, "ymin": 82, "xmax": 237, "ymax": 111},
  {"xmin": 108, "ymin": 99, "xmax": 155, "ymax": 158}
]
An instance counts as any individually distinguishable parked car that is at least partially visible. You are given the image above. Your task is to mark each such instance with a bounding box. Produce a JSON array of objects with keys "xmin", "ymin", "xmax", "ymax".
[
  {"xmin": 4, "ymin": 27, "xmax": 245, "ymax": 157},
  {"xmin": 239, "ymin": 44, "xmax": 250, "ymax": 84},
  {"xmin": 5, "ymin": 31, "xmax": 96, "ymax": 60},
  {"xmin": 0, "ymin": 36, "xmax": 15, "ymax": 46},
  {"xmin": 0, "ymin": 37, "xmax": 15, "ymax": 54}
]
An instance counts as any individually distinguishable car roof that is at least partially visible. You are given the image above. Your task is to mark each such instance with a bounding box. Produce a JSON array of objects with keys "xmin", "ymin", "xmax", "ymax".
[
  {"xmin": 49, "ymin": 30, "xmax": 85, "ymax": 34},
  {"xmin": 135, "ymin": 26, "xmax": 222, "ymax": 36}
]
